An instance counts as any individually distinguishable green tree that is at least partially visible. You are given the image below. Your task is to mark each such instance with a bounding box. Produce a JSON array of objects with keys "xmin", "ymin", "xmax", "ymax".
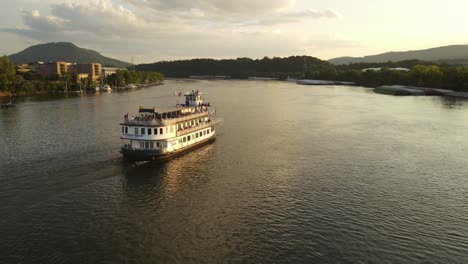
[
  {"xmin": 0, "ymin": 55, "xmax": 16, "ymax": 92},
  {"xmin": 410, "ymin": 65, "xmax": 443, "ymax": 87},
  {"xmin": 115, "ymin": 70, "xmax": 125, "ymax": 86}
]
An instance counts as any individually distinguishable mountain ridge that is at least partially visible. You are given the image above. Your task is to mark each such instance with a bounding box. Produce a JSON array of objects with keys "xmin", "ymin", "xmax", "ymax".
[
  {"xmin": 9, "ymin": 42, "xmax": 131, "ymax": 68},
  {"xmin": 329, "ymin": 45, "xmax": 468, "ymax": 65}
]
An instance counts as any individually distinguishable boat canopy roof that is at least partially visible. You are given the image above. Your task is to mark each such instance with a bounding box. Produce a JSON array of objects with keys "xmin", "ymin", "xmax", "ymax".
[
  {"xmin": 184, "ymin": 90, "xmax": 203, "ymax": 96},
  {"xmin": 138, "ymin": 107, "xmax": 157, "ymax": 113},
  {"xmin": 139, "ymin": 105, "xmax": 196, "ymax": 115}
]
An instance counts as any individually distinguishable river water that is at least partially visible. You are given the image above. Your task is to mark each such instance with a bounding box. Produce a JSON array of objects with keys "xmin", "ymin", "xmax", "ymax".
[{"xmin": 1, "ymin": 80, "xmax": 468, "ymax": 263}]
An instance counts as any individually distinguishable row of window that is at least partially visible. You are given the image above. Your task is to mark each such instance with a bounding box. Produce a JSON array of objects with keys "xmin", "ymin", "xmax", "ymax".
[
  {"xmin": 186, "ymin": 95, "xmax": 201, "ymax": 101},
  {"xmin": 180, "ymin": 128, "xmax": 211, "ymax": 143},
  {"xmin": 122, "ymin": 126, "xmax": 174, "ymax": 135},
  {"xmin": 131, "ymin": 127, "xmax": 212, "ymax": 150},
  {"xmin": 177, "ymin": 118, "xmax": 208, "ymax": 130},
  {"xmin": 139, "ymin": 141, "xmax": 161, "ymax": 149}
]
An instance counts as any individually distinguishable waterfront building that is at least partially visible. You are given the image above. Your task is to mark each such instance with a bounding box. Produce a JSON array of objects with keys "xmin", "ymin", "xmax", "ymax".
[
  {"xmin": 28, "ymin": 61, "xmax": 44, "ymax": 72},
  {"xmin": 77, "ymin": 73, "xmax": 89, "ymax": 80},
  {"xmin": 102, "ymin": 67, "xmax": 121, "ymax": 77},
  {"xmin": 76, "ymin": 63, "xmax": 102, "ymax": 82},
  {"xmin": 14, "ymin": 64, "xmax": 32, "ymax": 73},
  {"xmin": 37, "ymin": 61, "xmax": 72, "ymax": 78}
]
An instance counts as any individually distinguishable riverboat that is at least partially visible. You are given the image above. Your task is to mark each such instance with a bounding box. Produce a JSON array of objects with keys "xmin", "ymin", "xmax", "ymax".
[{"xmin": 120, "ymin": 90, "xmax": 218, "ymax": 161}]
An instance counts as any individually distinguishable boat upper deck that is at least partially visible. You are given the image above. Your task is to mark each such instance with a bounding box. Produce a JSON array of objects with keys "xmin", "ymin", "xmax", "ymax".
[
  {"xmin": 139, "ymin": 105, "xmax": 194, "ymax": 115},
  {"xmin": 122, "ymin": 106, "xmax": 209, "ymax": 127}
]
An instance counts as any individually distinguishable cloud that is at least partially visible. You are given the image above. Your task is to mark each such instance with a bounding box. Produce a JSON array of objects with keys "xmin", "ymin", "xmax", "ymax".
[
  {"xmin": 5, "ymin": 2, "xmax": 137, "ymax": 41},
  {"xmin": 300, "ymin": 35, "xmax": 362, "ymax": 49},
  {"xmin": 124, "ymin": 0, "xmax": 295, "ymax": 15},
  {"xmin": 237, "ymin": 9, "xmax": 341, "ymax": 26},
  {"xmin": 123, "ymin": 0, "xmax": 338, "ymax": 26},
  {"xmin": 2, "ymin": 0, "xmax": 348, "ymax": 61}
]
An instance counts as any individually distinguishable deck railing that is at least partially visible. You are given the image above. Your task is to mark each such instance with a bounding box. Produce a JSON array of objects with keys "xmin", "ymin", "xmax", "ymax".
[
  {"xmin": 121, "ymin": 111, "xmax": 209, "ymax": 126},
  {"xmin": 176, "ymin": 122, "xmax": 212, "ymax": 137}
]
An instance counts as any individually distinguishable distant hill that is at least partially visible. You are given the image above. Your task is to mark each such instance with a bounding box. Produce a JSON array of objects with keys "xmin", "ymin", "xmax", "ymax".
[
  {"xmin": 329, "ymin": 45, "xmax": 468, "ymax": 65},
  {"xmin": 9, "ymin": 42, "xmax": 131, "ymax": 68}
]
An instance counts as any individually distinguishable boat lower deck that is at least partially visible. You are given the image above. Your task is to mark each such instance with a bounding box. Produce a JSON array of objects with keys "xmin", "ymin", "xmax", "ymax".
[{"xmin": 121, "ymin": 136, "xmax": 216, "ymax": 161}]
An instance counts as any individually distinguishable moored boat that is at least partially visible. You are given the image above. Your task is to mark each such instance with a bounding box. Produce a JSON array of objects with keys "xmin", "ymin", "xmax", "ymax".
[
  {"xmin": 1, "ymin": 101, "xmax": 16, "ymax": 108},
  {"xmin": 100, "ymin": 84, "xmax": 112, "ymax": 92},
  {"xmin": 120, "ymin": 90, "xmax": 219, "ymax": 161},
  {"xmin": 125, "ymin": 84, "xmax": 137, "ymax": 90}
]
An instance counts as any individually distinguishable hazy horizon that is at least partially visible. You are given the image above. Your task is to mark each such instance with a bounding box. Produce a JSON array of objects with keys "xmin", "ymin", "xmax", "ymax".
[{"xmin": 1, "ymin": 0, "xmax": 468, "ymax": 63}]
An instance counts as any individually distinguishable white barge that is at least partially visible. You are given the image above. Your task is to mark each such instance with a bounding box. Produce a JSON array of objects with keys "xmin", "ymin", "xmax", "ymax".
[{"xmin": 120, "ymin": 90, "xmax": 217, "ymax": 161}]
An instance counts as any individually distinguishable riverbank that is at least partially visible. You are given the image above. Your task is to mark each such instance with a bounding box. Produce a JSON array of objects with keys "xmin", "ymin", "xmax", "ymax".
[
  {"xmin": 373, "ymin": 85, "xmax": 468, "ymax": 99},
  {"xmin": 0, "ymin": 82, "xmax": 164, "ymax": 98},
  {"xmin": 0, "ymin": 92, "xmax": 14, "ymax": 97},
  {"xmin": 296, "ymin": 79, "xmax": 356, "ymax": 86}
]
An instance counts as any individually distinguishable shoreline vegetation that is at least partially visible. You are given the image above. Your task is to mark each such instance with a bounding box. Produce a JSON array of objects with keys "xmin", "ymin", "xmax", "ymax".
[
  {"xmin": 0, "ymin": 55, "xmax": 164, "ymax": 97},
  {"xmin": 137, "ymin": 56, "xmax": 468, "ymax": 92},
  {"xmin": 3, "ymin": 54, "xmax": 468, "ymax": 98}
]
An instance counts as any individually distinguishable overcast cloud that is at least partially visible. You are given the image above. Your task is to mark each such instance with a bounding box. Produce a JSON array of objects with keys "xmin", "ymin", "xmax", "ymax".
[
  {"xmin": 3, "ymin": 0, "xmax": 465, "ymax": 62},
  {"xmin": 0, "ymin": 0, "xmax": 351, "ymax": 62}
]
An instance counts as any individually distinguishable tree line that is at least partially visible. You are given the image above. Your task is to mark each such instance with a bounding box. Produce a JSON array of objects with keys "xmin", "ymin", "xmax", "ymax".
[
  {"xmin": 329, "ymin": 65, "xmax": 468, "ymax": 91},
  {"xmin": 137, "ymin": 56, "xmax": 468, "ymax": 91},
  {"xmin": 0, "ymin": 55, "xmax": 164, "ymax": 95},
  {"xmin": 3, "ymin": 54, "xmax": 468, "ymax": 94},
  {"xmin": 104, "ymin": 70, "xmax": 164, "ymax": 87},
  {"xmin": 136, "ymin": 56, "xmax": 330, "ymax": 79}
]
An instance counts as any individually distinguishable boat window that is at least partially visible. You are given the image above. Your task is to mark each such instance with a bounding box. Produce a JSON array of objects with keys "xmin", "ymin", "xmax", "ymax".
[
  {"xmin": 141, "ymin": 128, "xmax": 145, "ymax": 135},
  {"xmin": 188, "ymin": 135, "xmax": 191, "ymax": 141},
  {"xmin": 207, "ymin": 128, "xmax": 210, "ymax": 133},
  {"xmin": 196, "ymin": 133, "xmax": 198, "ymax": 138},
  {"xmin": 125, "ymin": 127, "xmax": 128, "ymax": 134},
  {"xmin": 122, "ymin": 127, "xmax": 124, "ymax": 133},
  {"xmin": 135, "ymin": 128, "xmax": 139, "ymax": 135},
  {"xmin": 160, "ymin": 128, "xmax": 163, "ymax": 134},
  {"xmin": 154, "ymin": 128, "xmax": 157, "ymax": 135},
  {"xmin": 150, "ymin": 142, "xmax": 154, "ymax": 148},
  {"xmin": 140, "ymin": 141, "xmax": 144, "ymax": 148},
  {"xmin": 200, "ymin": 132, "xmax": 203, "ymax": 137},
  {"xmin": 183, "ymin": 137, "xmax": 186, "ymax": 142},
  {"xmin": 148, "ymin": 128, "xmax": 152, "ymax": 135},
  {"xmin": 145, "ymin": 142, "xmax": 149, "ymax": 149},
  {"xmin": 157, "ymin": 141, "xmax": 160, "ymax": 147}
]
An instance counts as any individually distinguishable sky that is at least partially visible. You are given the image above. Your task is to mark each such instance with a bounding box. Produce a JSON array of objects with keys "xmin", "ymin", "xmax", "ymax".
[{"xmin": 1, "ymin": 0, "xmax": 468, "ymax": 63}]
